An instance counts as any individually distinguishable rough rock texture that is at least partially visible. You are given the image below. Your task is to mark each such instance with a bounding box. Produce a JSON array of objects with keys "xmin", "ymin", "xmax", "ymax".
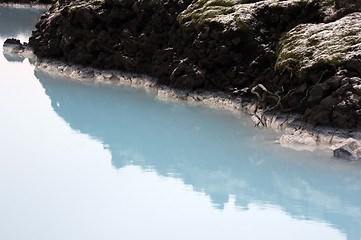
[
  {"xmin": 30, "ymin": 0, "xmax": 197, "ymax": 85},
  {"xmin": 276, "ymin": 13, "xmax": 361, "ymax": 128},
  {"xmin": 276, "ymin": 13, "xmax": 361, "ymax": 78},
  {"xmin": 0, "ymin": 0, "xmax": 52, "ymax": 3},
  {"xmin": 3, "ymin": 38, "xmax": 25, "ymax": 52},
  {"xmin": 334, "ymin": 141, "xmax": 361, "ymax": 160},
  {"xmin": 28, "ymin": 0, "xmax": 361, "ymax": 129}
]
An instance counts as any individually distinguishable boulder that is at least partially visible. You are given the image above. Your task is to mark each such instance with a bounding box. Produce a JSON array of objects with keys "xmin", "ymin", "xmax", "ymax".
[
  {"xmin": 276, "ymin": 13, "xmax": 361, "ymax": 128},
  {"xmin": 3, "ymin": 38, "xmax": 25, "ymax": 52},
  {"xmin": 4, "ymin": 38, "xmax": 21, "ymax": 45},
  {"xmin": 333, "ymin": 141, "xmax": 361, "ymax": 160},
  {"xmin": 276, "ymin": 13, "xmax": 361, "ymax": 80}
]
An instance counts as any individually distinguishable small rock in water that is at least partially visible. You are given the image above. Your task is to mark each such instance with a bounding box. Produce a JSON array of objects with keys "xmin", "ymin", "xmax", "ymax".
[
  {"xmin": 333, "ymin": 141, "xmax": 361, "ymax": 160},
  {"xmin": 4, "ymin": 38, "xmax": 21, "ymax": 45},
  {"xmin": 3, "ymin": 38, "xmax": 25, "ymax": 52}
]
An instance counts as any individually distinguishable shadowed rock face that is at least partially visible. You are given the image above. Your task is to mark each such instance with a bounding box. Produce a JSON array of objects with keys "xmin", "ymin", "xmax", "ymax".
[
  {"xmin": 29, "ymin": 0, "xmax": 322, "ymax": 90},
  {"xmin": 30, "ymin": 0, "xmax": 200, "ymax": 85},
  {"xmin": 29, "ymin": 0, "xmax": 361, "ymax": 129}
]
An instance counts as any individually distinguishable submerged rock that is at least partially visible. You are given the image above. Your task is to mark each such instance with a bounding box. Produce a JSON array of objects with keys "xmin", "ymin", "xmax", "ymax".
[
  {"xmin": 333, "ymin": 141, "xmax": 361, "ymax": 160},
  {"xmin": 334, "ymin": 145, "xmax": 358, "ymax": 160}
]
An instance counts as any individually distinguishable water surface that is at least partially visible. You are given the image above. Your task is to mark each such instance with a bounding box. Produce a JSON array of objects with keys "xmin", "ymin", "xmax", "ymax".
[{"xmin": 1, "ymin": 6, "xmax": 361, "ymax": 240}]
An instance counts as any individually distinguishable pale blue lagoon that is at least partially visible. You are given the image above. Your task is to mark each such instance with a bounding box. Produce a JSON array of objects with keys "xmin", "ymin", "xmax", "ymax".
[{"xmin": 1, "ymin": 6, "xmax": 361, "ymax": 240}]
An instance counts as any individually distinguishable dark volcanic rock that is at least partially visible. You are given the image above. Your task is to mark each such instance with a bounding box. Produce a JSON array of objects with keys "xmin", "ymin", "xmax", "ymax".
[
  {"xmin": 29, "ymin": 0, "xmax": 325, "ymax": 89},
  {"xmin": 276, "ymin": 12, "xmax": 361, "ymax": 129},
  {"xmin": 334, "ymin": 145, "xmax": 359, "ymax": 160},
  {"xmin": 4, "ymin": 38, "xmax": 22, "ymax": 45},
  {"xmin": 28, "ymin": 0, "xmax": 361, "ymax": 129},
  {"xmin": 335, "ymin": 0, "xmax": 361, "ymax": 9},
  {"xmin": 30, "ymin": 0, "xmax": 195, "ymax": 87},
  {"xmin": 334, "ymin": 141, "xmax": 361, "ymax": 160},
  {"xmin": 3, "ymin": 38, "xmax": 25, "ymax": 52}
]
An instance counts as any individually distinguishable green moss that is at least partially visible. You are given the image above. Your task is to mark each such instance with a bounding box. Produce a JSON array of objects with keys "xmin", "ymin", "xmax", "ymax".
[
  {"xmin": 178, "ymin": 0, "xmax": 246, "ymax": 33},
  {"xmin": 321, "ymin": 0, "xmax": 335, "ymax": 6},
  {"xmin": 275, "ymin": 12, "xmax": 361, "ymax": 80},
  {"xmin": 178, "ymin": 0, "xmax": 316, "ymax": 37},
  {"xmin": 207, "ymin": 0, "xmax": 237, "ymax": 7}
]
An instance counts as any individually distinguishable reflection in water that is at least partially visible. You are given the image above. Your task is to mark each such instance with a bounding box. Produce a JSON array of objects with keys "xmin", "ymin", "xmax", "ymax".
[
  {"xmin": 3, "ymin": 51, "xmax": 25, "ymax": 62},
  {"xmin": 35, "ymin": 70, "xmax": 361, "ymax": 240},
  {"xmin": 0, "ymin": 6, "xmax": 47, "ymax": 42},
  {"xmin": 2, "ymin": 4, "xmax": 361, "ymax": 240}
]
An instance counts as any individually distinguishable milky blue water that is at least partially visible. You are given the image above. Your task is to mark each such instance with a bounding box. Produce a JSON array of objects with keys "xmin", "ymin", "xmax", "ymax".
[{"xmin": 1, "ymin": 6, "xmax": 361, "ymax": 240}]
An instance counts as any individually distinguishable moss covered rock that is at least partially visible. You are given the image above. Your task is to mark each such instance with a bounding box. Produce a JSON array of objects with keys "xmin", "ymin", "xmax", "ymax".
[
  {"xmin": 276, "ymin": 12, "xmax": 361, "ymax": 79},
  {"xmin": 274, "ymin": 12, "xmax": 361, "ymax": 128},
  {"xmin": 28, "ymin": 0, "xmax": 361, "ymax": 129},
  {"xmin": 178, "ymin": 0, "xmax": 319, "ymax": 34}
]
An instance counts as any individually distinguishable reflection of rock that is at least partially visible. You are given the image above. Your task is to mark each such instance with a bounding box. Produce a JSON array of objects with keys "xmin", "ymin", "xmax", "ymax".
[
  {"xmin": 3, "ymin": 38, "xmax": 25, "ymax": 62},
  {"xmin": 3, "ymin": 38, "xmax": 36, "ymax": 61},
  {"xmin": 3, "ymin": 38, "xmax": 24, "ymax": 52},
  {"xmin": 35, "ymin": 69, "xmax": 361, "ymax": 239},
  {"xmin": 0, "ymin": 6, "xmax": 47, "ymax": 39},
  {"xmin": 33, "ymin": 58, "xmax": 361, "ymax": 158},
  {"xmin": 3, "ymin": 52, "xmax": 25, "ymax": 62}
]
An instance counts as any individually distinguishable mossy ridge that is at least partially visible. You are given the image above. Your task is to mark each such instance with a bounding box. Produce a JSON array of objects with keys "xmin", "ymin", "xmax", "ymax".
[
  {"xmin": 177, "ymin": 0, "xmax": 243, "ymax": 32},
  {"xmin": 178, "ymin": 0, "xmax": 315, "ymax": 35},
  {"xmin": 61, "ymin": 0, "xmax": 105, "ymax": 12},
  {"xmin": 276, "ymin": 12, "xmax": 361, "ymax": 80},
  {"xmin": 76, "ymin": 0, "xmax": 105, "ymax": 8}
]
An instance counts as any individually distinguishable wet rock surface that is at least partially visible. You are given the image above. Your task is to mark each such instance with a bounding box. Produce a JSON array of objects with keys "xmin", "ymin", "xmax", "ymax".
[
  {"xmin": 334, "ymin": 141, "xmax": 361, "ymax": 160},
  {"xmin": 28, "ymin": 0, "xmax": 361, "ymax": 129}
]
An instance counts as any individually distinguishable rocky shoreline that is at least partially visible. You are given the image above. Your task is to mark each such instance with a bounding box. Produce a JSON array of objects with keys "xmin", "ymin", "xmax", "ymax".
[
  {"xmin": 28, "ymin": 0, "xmax": 361, "ymax": 130},
  {"xmin": 2, "ymin": 0, "xmax": 361, "ymax": 159},
  {"xmin": 4, "ymin": 38, "xmax": 361, "ymax": 160}
]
